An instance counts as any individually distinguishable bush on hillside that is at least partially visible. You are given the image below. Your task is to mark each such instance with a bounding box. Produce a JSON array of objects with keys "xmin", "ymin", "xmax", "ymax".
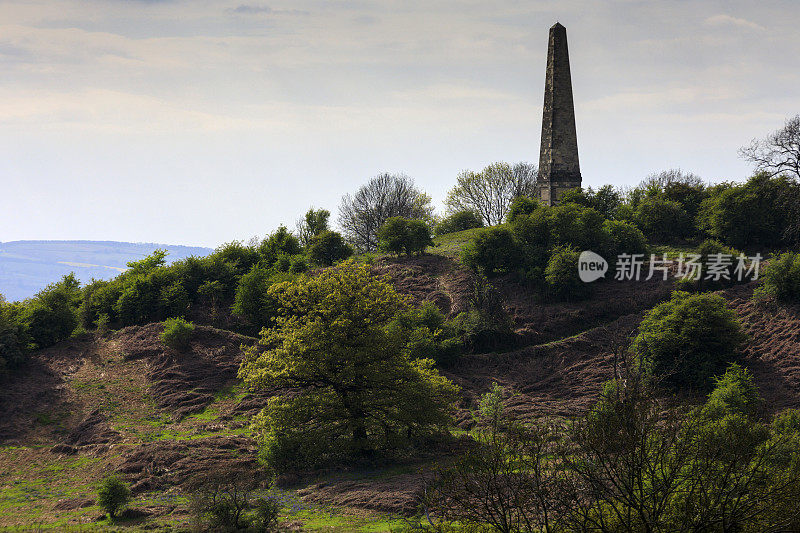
[
  {"xmin": 631, "ymin": 291, "xmax": 747, "ymax": 389},
  {"xmin": 700, "ymin": 173, "xmax": 800, "ymax": 249},
  {"xmin": 435, "ymin": 210, "xmax": 484, "ymax": 235},
  {"xmin": 0, "ymin": 297, "xmax": 25, "ymax": 378},
  {"xmin": 461, "ymin": 227, "xmax": 522, "ymax": 278},
  {"xmin": 505, "ymin": 196, "xmax": 540, "ymax": 223},
  {"xmin": 257, "ymin": 226, "xmax": 302, "ymax": 265},
  {"xmin": 756, "ymin": 251, "xmax": 800, "ymax": 303},
  {"xmin": 377, "ymin": 217, "xmax": 434, "ymax": 256},
  {"xmin": 391, "ymin": 302, "xmax": 463, "ymax": 365},
  {"xmin": 161, "ymin": 317, "xmax": 195, "ymax": 350},
  {"xmin": 307, "ymin": 230, "xmax": 353, "ymax": 267},
  {"xmin": 21, "ymin": 274, "xmax": 81, "ymax": 350},
  {"xmin": 544, "ymin": 245, "xmax": 590, "ymax": 301},
  {"xmin": 633, "ymin": 196, "xmax": 692, "ymax": 242},
  {"xmin": 547, "ymin": 204, "xmax": 613, "ymax": 255},
  {"xmin": 232, "ymin": 265, "xmax": 291, "ymax": 328},
  {"xmin": 602, "ymin": 219, "xmax": 648, "ymax": 259},
  {"xmin": 97, "ymin": 476, "xmax": 131, "ymax": 519}
]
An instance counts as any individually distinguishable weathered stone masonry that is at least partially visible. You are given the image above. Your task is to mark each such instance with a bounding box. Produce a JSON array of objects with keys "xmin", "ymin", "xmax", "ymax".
[{"xmin": 537, "ymin": 22, "xmax": 582, "ymax": 206}]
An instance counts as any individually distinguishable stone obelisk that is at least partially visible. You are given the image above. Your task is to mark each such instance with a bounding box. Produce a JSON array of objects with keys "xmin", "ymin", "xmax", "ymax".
[{"xmin": 537, "ymin": 22, "xmax": 581, "ymax": 206}]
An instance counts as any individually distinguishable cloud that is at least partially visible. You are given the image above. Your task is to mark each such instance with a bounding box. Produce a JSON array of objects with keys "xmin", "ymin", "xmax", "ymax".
[
  {"xmin": 231, "ymin": 5, "xmax": 272, "ymax": 15},
  {"xmin": 704, "ymin": 14, "xmax": 766, "ymax": 31}
]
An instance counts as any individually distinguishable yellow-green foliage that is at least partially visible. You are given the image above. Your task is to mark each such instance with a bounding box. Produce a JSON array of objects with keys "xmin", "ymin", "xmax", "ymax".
[{"xmin": 239, "ymin": 260, "xmax": 459, "ymax": 471}]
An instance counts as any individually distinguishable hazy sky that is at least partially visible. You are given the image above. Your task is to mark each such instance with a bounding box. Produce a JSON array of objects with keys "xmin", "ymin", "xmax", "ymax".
[{"xmin": 2, "ymin": 0, "xmax": 798, "ymax": 247}]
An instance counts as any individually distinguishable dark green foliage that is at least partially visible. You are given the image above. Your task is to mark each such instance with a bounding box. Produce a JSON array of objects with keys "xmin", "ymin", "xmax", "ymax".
[
  {"xmin": 757, "ymin": 251, "xmax": 800, "ymax": 302},
  {"xmin": 449, "ymin": 276, "xmax": 514, "ymax": 352},
  {"xmin": 547, "ymin": 204, "xmax": 612, "ymax": 254},
  {"xmin": 97, "ymin": 476, "xmax": 130, "ymax": 519},
  {"xmin": 391, "ymin": 302, "xmax": 463, "ymax": 365},
  {"xmin": 544, "ymin": 245, "xmax": 589, "ymax": 301},
  {"xmin": 461, "ymin": 227, "xmax": 522, "ymax": 277},
  {"xmin": 560, "ymin": 185, "xmax": 623, "ymax": 219},
  {"xmin": 377, "ymin": 217, "xmax": 434, "ymax": 256},
  {"xmin": 306, "ymin": 230, "xmax": 353, "ymax": 267},
  {"xmin": 633, "ymin": 196, "xmax": 692, "ymax": 242},
  {"xmin": 161, "ymin": 317, "xmax": 195, "ymax": 350},
  {"xmin": 505, "ymin": 196, "xmax": 540, "ymax": 223},
  {"xmin": 663, "ymin": 181, "xmax": 707, "ymax": 221},
  {"xmin": 297, "ymin": 207, "xmax": 331, "ymax": 247},
  {"xmin": 703, "ymin": 363, "xmax": 760, "ymax": 419},
  {"xmin": 602, "ymin": 219, "xmax": 648, "ymax": 258},
  {"xmin": 258, "ymin": 226, "xmax": 302, "ymax": 265},
  {"xmin": 435, "ymin": 210, "xmax": 484, "ymax": 235},
  {"xmin": 0, "ymin": 296, "xmax": 25, "ymax": 378},
  {"xmin": 231, "ymin": 265, "xmax": 291, "ymax": 328},
  {"xmin": 20, "ymin": 274, "xmax": 81, "ymax": 350},
  {"xmin": 631, "ymin": 291, "xmax": 747, "ymax": 389},
  {"xmin": 700, "ymin": 173, "xmax": 800, "ymax": 249}
]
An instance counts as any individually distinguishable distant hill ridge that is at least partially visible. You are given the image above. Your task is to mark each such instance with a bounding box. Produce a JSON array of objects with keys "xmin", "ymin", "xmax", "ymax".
[{"xmin": 0, "ymin": 240, "xmax": 213, "ymax": 302}]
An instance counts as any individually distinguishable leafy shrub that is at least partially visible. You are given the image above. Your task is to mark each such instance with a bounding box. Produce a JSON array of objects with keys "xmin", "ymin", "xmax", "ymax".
[
  {"xmin": 756, "ymin": 251, "xmax": 800, "ymax": 302},
  {"xmin": 703, "ymin": 363, "xmax": 760, "ymax": 419},
  {"xmin": 161, "ymin": 317, "xmax": 195, "ymax": 350},
  {"xmin": 435, "ymin": 210, "xmax": 484, "ymax": 235},
  {"xmin": 505, "ymin": 196, "xmax": 540, "ymax": 223},
  {"xmin": 0, "ymin": 297, "xmax": 25, "ymax": 378},
  {"xmin": 274, "ymin": 253, "xmax": 308, "ymax": 273},
  {"xmin": 257, "ymin": 226, "xmax": 302, "ymax": 265},
  {"xmin": 461, "ymin": 227, "xmax": 522, "ymax": 277},
  {"xmin": 97, "ymin": 476, "xmax": 130, "ymax": 519},
  {"xmin": 306, "ymin": 230, "xmax": 353, "ymax": 267},
  {"xmin": 631, "ymin": 291, "xmax": 747, "ymax": 389},
  {"xmin": 21, "ymin": 274, "xmax": 81, "ymax": 350},
  {"xmin": 231, "ymin": 265, "xmax": 290, "ymax": 328},
  {"xmin": 391, "ymin": 302, "xmax": 463, "ymax": 365},
  {"xmin": 547, "ymin": 204, "xmax": 612, "ymax": 254},
  {"xmin": 544, "ymin": 245, "xmax": 590, "ymax": 301},
  {"xmin": 377, "ymin": 217, "xmax": 434, "ymax": 256},
  {"xmin": 700, "ymin": 173, "xmax": 800, "ymax": 249},
  {"xmin": 449, "ymin": 276, "xmax": 514, "ymax": 352},
  {"xmin": 603, "ymin": 219, "xmax": 648, "ymax": 258},
  {"xmin": 633, "ymin": 196, "xmax": 692, "ymax": 242}
]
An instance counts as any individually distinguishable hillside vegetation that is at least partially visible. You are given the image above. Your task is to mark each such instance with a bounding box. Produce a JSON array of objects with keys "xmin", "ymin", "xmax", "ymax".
[{"xmin": 2, "ymin": 164, "xmax": 800, "ymax": 531}]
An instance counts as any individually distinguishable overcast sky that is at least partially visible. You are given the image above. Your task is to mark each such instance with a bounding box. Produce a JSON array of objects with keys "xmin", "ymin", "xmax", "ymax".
[{"xmin": 1, "ymin": 0, "xmax": 798, "ymax": 247}]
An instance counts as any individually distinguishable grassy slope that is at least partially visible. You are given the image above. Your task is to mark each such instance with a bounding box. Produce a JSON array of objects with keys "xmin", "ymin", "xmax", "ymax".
[{"xmin": 1, "ymin": 231, "xmax": 793, "ymax": 531}]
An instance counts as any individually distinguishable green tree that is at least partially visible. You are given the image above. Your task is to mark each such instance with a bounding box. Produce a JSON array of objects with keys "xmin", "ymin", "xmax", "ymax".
[
  {"xmin": 296, "ymin": 207, "xmax": 331, "ymax": 247},
  {"xmin": 505, "ymin": 196, "xmax": 540, "ymax": 223},
  {"xmin": 461, "ymin": 227, "xmax": 522, "ymax": 278},
  {"xmin": 435, "ymin": 210, "xmax": 484, "ymax": 235},
  {"xmin": 633, "ymin": 196, "xmax": 692, "ymax": 242},
  {"xmin": 631, "ymin": 291, "xmax": 747, "ymax": 389},
  {"xmin": 239, "ymin": 261, "xmax": 458, "ymax": 470},
  {"xmin": 377, "ymin": 217, "xmax": 433, "ymax": 256},
  {"xmin": 306, "ymin": 230, "xmax": 353, "ymax": 267}
]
